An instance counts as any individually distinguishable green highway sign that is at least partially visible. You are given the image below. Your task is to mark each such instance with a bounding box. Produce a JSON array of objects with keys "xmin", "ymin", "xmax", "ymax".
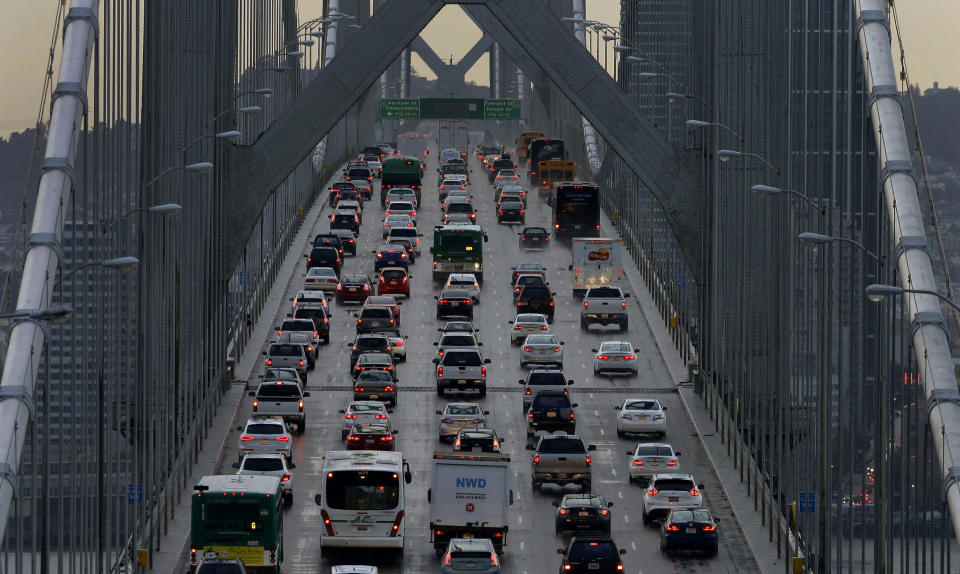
[
  {"xmin": 377, "ymin": 98, "xmax": 523, "ymax": 120},
  {"xmin": 378, "ymin": 98, "xmax": 420, "ymax": 119},
  {"xmin": 484, "ymin": 99, "xmax": 522, "ymax": 119}
]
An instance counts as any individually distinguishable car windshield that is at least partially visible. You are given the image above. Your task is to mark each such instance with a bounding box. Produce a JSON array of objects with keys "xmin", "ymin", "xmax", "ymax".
[
  {"xmin": 247, "ymin": 423, "xmax": 285, "ymax": 435},
  {"xmin": 441, "ymin": 351, "xmax": 482, "ymax": 366},
  {"xmin": 526, "ymin": 335, "xmax": 557, "ymax": 345},
  {"xmin": 324, "ymin": 470, "xmax": 400, "ymax": 511},
  {"xmin": 589, "ymin": 287, "xmax": 622, "ymax": 298},
  {"xmin": 257, "ymin": 384, "xmax": 301, "ymax": 397},
  {"xmin": 625, "ymin": 400, "xmax": 659, "ymax": 411},
  {"xmin": 637, "ymin": 446, "xmax": 674, "ymax": 456},
  {"xmin": 533, "ymin": 395, "xmax": 571, "ymax": 409},
  {"xmin": 269, "ymin": 344, "xmax": 301, "ymax": 357},
  {"xmin": 653, "ymin": 478, "xmax": 695, "ymax": 491},
  {"xmin": 242, "ymin": 457, "xmax": 284, "ymax": 472},
  {"xmin": 447, "ymin": 405, "xmax": 480, "ymax": 415},
  {"xmin": 538, "ymin": 438, "xmax": 585, "ymax": 453}
]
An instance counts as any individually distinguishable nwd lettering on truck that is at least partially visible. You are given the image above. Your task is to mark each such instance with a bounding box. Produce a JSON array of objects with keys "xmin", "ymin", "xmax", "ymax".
[
  {"xmin": 431, "ymin": 224, "xmax": 489, "ymax": 282},
  {"xmin": 191, "ymin": 474, "xmax": 285, "ymax": 573}
]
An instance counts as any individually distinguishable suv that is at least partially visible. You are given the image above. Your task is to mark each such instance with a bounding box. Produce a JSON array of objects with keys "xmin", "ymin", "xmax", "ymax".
[
  {"xmin": 250, "ymin": 381, "xmax": 308, "ymax": 433},
  {"xmin": 556, "ymin": 536, "xmax": 626, "ymax": 574},
  {"xmin": 312, "ymin": 233, "xmax": 344, "ymax": 255},
  {"xmin": 290, "ymin": 306, "xmax": 330, "ymax": 344},
  {"xmin": 277, "ymin": 318, "xmax": 321, "ymax": 349},
  {"xmin": 516, "ymin": 285, "xmax": 556, "ymax": 323},
  {"xmin": 355, "ymin": 306, "xmax": 398, "ymax": 334},
  {"xmin": 641, "ymin": 474, "xmax": 705, "ymax": 525},
  {"xmin": 387, "ymin": 227, "xmax": 422, "ymax": 255},
  {"xmin": 344, "ymin": 164, "xmax": 372, "ymax": 182},
  {"xmin": 513, "ymin": 274, "xmax": 549, "ymax": 303},
  {"xmin": 519, "ymin": 369, "xmax": 574, "ymax": 413},
  {"xmin": 237, "ymin": 416, "xmax": 292, "ymax": 462},
  {"xmin": 328, "ymin": 181, "xmax": 355, "ymax": 206},
  {"xmin": 305, "ymin": 246, "xmax": 342, "ymax": 274},
  {"xmin": 262, "ymin": 343, "xmax": 308, "ymax": 384},
  {"xmin": 275, "ymin": 331, "xmax": 316, "ymax": 369},
  {"xmin": 433, "ymin": 348, "xmax": 491, "ymax": 397},
  {"xmin": 350, "ymin": 334, "xmax": 393, "ymax": 368},
  {"xmin": 553, "ymin": 494, "xmax": 614, "ymax": 535},
  {"xmin": 443, "ymin": 199, "xmax": 476, "ymax": 223},
  {"xmin": 581, "ymin": 286, "xmax": 630, "ymax": 331},
  {"xmin": 527, "ymin": 391, "xmax": 577, "ymax": 436},
  {"xmin": 233, "ymin": 453, "xmax": 295, "ymax": 506},
  {"xmin": 330, "ymin": 209, "xmax": 361, "ymax": 234}
]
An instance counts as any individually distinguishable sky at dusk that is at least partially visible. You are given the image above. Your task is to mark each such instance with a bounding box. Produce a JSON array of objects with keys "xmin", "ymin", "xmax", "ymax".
[{"xmin": 0, "ymin": 1, "xmax": 954, "ymax": 138}]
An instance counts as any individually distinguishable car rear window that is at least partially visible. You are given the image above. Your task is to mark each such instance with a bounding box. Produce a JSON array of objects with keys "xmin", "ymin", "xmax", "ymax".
[
  {"xmin": 538, "ymin": 438, "xmax": 585, "ymax": 453},
  {"xmin": 390, "ymin": 202, "xmax": 414, "ymax": 211},
  {"xmin": 341, "ymin": 276, "xmax": 367, "ymax": 284},
  {"xmin": 569, "ymin": 540, "xmax": 618, "ymax": 560},
  {"xmin": 447, "ymin": 404, "xmax": 480, "ymax": 415},
  {"xmin": 442, "ymin": 335, "xmax": 476, "ymax": 347},
  {"xmin": 356, "ymin": 371, "xmax": 393, "ymax": 382},
  {"xmin": 390, "ymin": 229, "xmax": 417, "ymax": 238},
  {"xmin": 382, "ymin": 269, "xmax": 406, "ymax": 279},
  {"xmin": 269, "ymin": 344, "xmax": 302, "ymax": 356},
  {"xmin": 356, "ymin": 337, "xmax": 389, "ymax": 349},
  {"xmin": 528, "ymin": 372, "xmax": 566, "ymax": 385},
  {"xmin": 519, "ymin": 287, "xmax": 550, "ymax": 298},
  {"xmin": 257, "ymin": 384, "xmax": 301, "ymax": 398},
  {"xmin": 653, "ymin": 478, "xmax": 695, "ymax": 491},
  {"xmin": 625, "ymin": 400, "xmax": 659, "ymax": 411},
  {"xmin": 247, "ymin": 423, "xmax": 285, "ymax": 435},
  {"xmin": 533, "ymin": 395, "xmax": 571, "ymax": 409},
  {"xmin": 360, "ymin": 354, "xmax": 391, "ymax": 364},
  {"xmin": 362, "ymin": 308, "xmax": 391, "ymax": 318},
  {"xmin": 293, "ymin": 309, "xmax": 324, "ymax": 323},
  {"xmin": 442, "ymin": 351, "xmax": 482, "ymax": 366},
  {"xmin": 242, "ymin": 458, "xmax": 284, "ymax": 472},
  {"xmin": 588, "ymin": 287, "xmax": 622, "ymax": 298},
  {"xmin": 636, "ymin": 446, "xmax": 674, "ymax": 457},
  {"xmin": 446, "ymin": 203, "xmax": 474, "ymax": 214},
  {"xmin": 669, "ymin": 510, "xmax": 711, "ymax": 523}
]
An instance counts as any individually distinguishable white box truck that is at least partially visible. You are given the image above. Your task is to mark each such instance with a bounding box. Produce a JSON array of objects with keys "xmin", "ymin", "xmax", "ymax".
[
  {"xmin": 570, "ymin": 237, "xmax": 625, "ymax": 295},
  {"xmin": 428, "ymin": 452, "xmax": 512, "ymax": 555}
]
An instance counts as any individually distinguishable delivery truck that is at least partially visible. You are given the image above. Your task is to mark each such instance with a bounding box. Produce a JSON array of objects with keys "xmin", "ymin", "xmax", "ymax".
[
  {"xmin": 428, "ymin": 452, "xmax": 513, "ymax": 555},
  {"xmin": 570, "ymin": 238, "xmax": 625, "ymax": 296}
]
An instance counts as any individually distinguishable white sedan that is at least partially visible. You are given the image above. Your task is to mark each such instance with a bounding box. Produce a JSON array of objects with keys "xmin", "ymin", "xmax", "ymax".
[
  {"xmin": 626, "ymin": 442, "xmax": 680, "ymax": 484},
  {"xmin": 509, "ymin": 313, "xmax": 550, "ymax": 344},
  {"xmin": 304, "ymin": 267, "xmax": 339, "ymax": 292},
  {"xmin": 339, "ymin": 400, "xmax": 392, "ymax": 440},
  {"xmin": 592, "ymin": 341, "xmax": 639, "ymax": 376},
  {"xmin": 520, "ymin": 334, "xmax": 564, "ymax": 368},
  {"xmin": 382, "ymin": 214, "xmax": 415, "ymax": 238},
  {"xmin": 615, "ymin": 397, "xmax": 667, "ymax": 438},
  {"xmin": 235, "ymin": 453, "xmax": 295, "ymax": 505},
  {"xmin": 445, "ymin": 273, "xmax": 481, "ymax": 301}
]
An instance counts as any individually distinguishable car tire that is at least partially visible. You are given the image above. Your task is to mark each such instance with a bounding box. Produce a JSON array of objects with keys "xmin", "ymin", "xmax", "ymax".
[
  {"xmin": 616, "ymin": 430, "xmax": 624, "ymax": 439},
  {"xmin": 621, "ymin": 317, "xmax": 629, "ymax": 331},
  {"xmin": 642, "ymin": 511, "xmax": 651, "ymax": 527},
  {"xmin": 298, "ymin": 419, "xmax": 306, "ymax": 435},
  {"xmin": 580, "ymin": 319, "xmax": 588, "ymax": 331},
  {"xmin": 519, "ymin": 361, "xmax": 526, "ymax": 369},
  {"xmin": 709, "ymin": 544, "xmax": 719, "ymax": 557},
  {"xmin": 341, "ymin": 430, "xmax": 348, "ymax": 440},
  {"xmin": 283, "ymin": 493, "xmax": 293, "ymax": 507},
  {"xmin": 479, "ymin": 386, "xmax": 487, "ymax": 398},
  {"xmin": 532, "ymin": 480, "xmax": 541, "ymax": 491},
  {"xmin": 437, "ymin": 386, "xmax": 445, "ymax": 397}
]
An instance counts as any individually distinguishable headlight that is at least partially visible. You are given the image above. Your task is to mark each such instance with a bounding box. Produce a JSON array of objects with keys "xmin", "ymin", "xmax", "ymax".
[{"xmin": 474, "ymin": 262, "xmax": 480, "ymax": 270}]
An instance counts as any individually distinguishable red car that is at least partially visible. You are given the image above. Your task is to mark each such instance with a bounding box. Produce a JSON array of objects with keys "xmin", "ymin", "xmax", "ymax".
[
  {"xmin": 336, "ymin": 275, "xmax": 373, "ymax": 304},
  {"xmin": 377, "ymin": 267, "xmax": 410, "ymax": 297},
  {"xmin": 346, "ymin": 422, "xmax": 397, "ymax": 451},
  {"xmin": 364, "ymin": 295, "xmax": 401, "ymax": 325}
]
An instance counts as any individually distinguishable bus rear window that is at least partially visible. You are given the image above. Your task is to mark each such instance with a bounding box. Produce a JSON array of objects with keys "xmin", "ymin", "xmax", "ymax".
[
  {"xmin": 202, "ymin": 499, "xmax": 265, "ymax": 527},
  {"xmin": 324, "ymin": 470, "xmax": 400, "ymax": 510}
]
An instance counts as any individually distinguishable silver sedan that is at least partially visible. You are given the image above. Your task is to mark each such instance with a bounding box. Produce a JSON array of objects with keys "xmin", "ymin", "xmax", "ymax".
[
  {"xmin": 520, "ymin": 334, "xmax": 564, "ymax": 368},
  {"xmin": 509, "ymin": 313, "xmax": 550, "ymax": 344},
  {"xmin": 592, "ymin": 340, "xmax": 640, "ymax": 376},
  {"xmin": 436, "ymin": 402, "xmax": 488, "ymax": 441}
]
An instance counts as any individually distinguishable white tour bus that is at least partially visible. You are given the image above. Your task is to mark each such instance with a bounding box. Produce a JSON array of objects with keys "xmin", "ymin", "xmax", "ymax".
[{"xmin": 314, "ymin": 450, "xmax": 413, "ymax": 554}]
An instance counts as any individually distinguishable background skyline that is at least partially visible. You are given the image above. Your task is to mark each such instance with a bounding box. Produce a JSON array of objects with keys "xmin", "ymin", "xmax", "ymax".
[{"xmin": 0, "ymin": 1, "xmax": 955, "ymax": 139}]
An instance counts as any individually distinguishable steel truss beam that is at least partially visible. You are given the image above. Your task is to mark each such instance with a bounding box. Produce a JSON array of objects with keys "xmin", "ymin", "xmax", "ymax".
[{"xmin": 224, "ymin": 0, "xmax": 702, "ymax": 283}]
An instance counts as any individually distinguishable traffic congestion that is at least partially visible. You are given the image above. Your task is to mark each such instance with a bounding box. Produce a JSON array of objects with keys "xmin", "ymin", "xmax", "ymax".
[{"xmin": 188, "ymin": 133, "xmax": 758, "ymax": 574}]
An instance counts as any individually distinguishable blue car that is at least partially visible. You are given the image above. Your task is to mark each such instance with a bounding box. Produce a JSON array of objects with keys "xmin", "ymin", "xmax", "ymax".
[{"xmin": 373, "ymin": 244, "xmax": 409, "ymax": 271}]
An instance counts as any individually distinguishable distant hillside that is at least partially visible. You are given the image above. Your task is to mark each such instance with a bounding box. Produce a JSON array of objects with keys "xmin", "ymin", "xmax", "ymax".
[
  {"xmin": 0, "ymin": 126, "xmax": 44, "ymax": 225},
  {"xmin": 908, "ymin": 83, "xmax": 960, "ymax": 166}
]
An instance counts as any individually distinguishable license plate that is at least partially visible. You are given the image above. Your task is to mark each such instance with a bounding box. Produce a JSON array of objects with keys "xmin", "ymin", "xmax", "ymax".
[
  {"xmin": 600, "ymin": 313, "xmax": 609, "ymax": 318},
  {"xmin": 458, "ymin": 379, "xmax": 466, "ymax": 384},
  {"xmin": 588, "ymin": 563, "xmax": 600, "ymax": 570},
  {"xmin": 686, "ymin": 527, "xmax": 698, "ymax": 534},
  {"xmin": 462, "ymin": 533, "xmax": 474, "ymax": 539},
  {"xmin": 355, "ymin": 526, "xmax": 369, "ymax": 532},
  {"xmin": 260, "ymin": 440, "xmax": 270, "ymax": 445},
  {"xmin": 449, "ymin": 302, "xmax": 460, "ymax": 307},
  {"xmin": 546, "ymin": 412, "xmax": 557, "ymax": 418},
  {"xmin": 650, "ymin": 462, "xmax": 660, "ymax": 466},
  {"xmin": 369, "ymin": 394, "xmax": 379, "ymax": 399},
  {"xmin": 556, "ymin": 473, "xmax": 567, "ymax": 479},
  {"xmin": 472, "ymin": 447, "xmax": 482, "ymax": 452},
  {"xmin": 579, "ymin": 511, "xmax": 590, "ymax": 517},
  {"xmin": 348, "ymin": 288, "xmax": 358, "ymax": 292},
  {"xmin": 465, "ymin": 562, "xmax": 477, "ymax": 568},
  {"xmin": 365, "ymin": 439, "xmax": 374, "ymax": 445},
  {"xmin": 669, "ymin": 496, "xmax": 680, "ymax": 502}
]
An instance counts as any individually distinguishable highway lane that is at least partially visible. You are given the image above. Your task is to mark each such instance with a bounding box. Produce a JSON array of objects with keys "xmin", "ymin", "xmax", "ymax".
[{"xmin": 207, "ymin": 148, "xmax": 759, "ymax": 574}]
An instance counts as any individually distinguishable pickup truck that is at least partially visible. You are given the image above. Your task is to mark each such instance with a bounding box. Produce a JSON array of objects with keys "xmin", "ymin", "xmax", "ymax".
[
  {"xmin": 433, "ymin": 348, "xmax": 492, "ymax": 397},
  {"xmin": 516, "ymin": 285, "xmax": 556, "ymax": 323},
  {"xmin": 526, "ymin": 434, "xmax": 596, "ymax": 492},
  {"xmin": 250, "ymin": 381, "xmax": 309, "ymax": 434},
  {"xmin": 580, "ymin": 285, "xmax": 630, "ymax": 331}
]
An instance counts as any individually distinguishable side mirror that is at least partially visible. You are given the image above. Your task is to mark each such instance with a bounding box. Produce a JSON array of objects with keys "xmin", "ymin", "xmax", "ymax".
[
  {"xmin": 625, "ymin": 450, "xmax": 633, "ymax": 455},
  {"xmin": 624, "ymin": 293, "xmax": 631, "ymax": 298},
  {"xmin": 289, "ymin": 297, "xmax": 294, "ymax": 301},
  {"xmin": 634, "ymin": 348, "xmax": 640, "ymax": 352},
  {"xmin": 432, "ymin": 341, "xmax": 439, "ymax": 346},
  {"xmin": 525, "ymin": 444, "xmax": 535, "ymax": 451},
  {"xmin": 551, "ymin": 292, "xmax": 557, "ymax": 296},
  {"xmin": 587, "ymin": 445, "xmax": 597, "ymax": 451},
  {"xmin": 404, "ymin": 469, "xmax": 412, "ymax": 484},
  {"xmin": 392, "ymin": 430, "xmax": 399, "ymax": 435},
  {"xmin": 568, "ymin": 380, "xmax": 574, "ymax": 385},
  {"xmin": 608, "ymin": 502, "xmax": 614, "ymax": 508},
  {"xmin": 572, "ymin": 403, "xmax": 579, "ymax": 408},
  {"xmin": 591, "ymin": 349, "xmax": 598, "ymax": 353},
  {"xmin": 661, "ymin": 406, "xmax": 668, "ymax": 410},
  {"xmin": 236, "ymin": 426, "xmax": 244, "ymax": 431},
  {"xmin": 338, "ymin": 409, "xmax": 346, "ymax": 414},
  {"xmin": 509, "ymin": 489, "xmax": 514, "ymax": 506},
  {"xmin": 483, "ymin": 410, "xmax": 490, "ymax": 415},
  {"xmin": 614, "ymin": 406, "xmax": 621, "ymax": 411},
  {"xmin": 261, "ymin": 351, "xmax": 267, "ymax": 356},
  {"xmin": 231, "ymin": 462, "xmax": 240, "ymax": 469},
  {"xmin": 675, "ymin": 452, "xmax": 681, "ymax": 456},
  {"xmin": 560, "ymin": 341, "xmax": 565, "ymax": 345},
  {"xmin": 273, "ymin": 327, "xmax": 280, "ymax": 331},
  {"xmin": 551, "ymin": 500, "xmax": 559, "ymax": 507},
  {"xmin": 478, "ymin": 342, "xmax": 484, "ymax": 346},
  {"xmin": 314, "ymin": 494, "xmax": 322, "ymax": 505},
  {"xmin": 518, "ymin": 379, "xmax": 525, "ymax": 385},
  {"xmin": 387, "ymin": 410, "xmax": 394, "ymax": 414},
  {"xmin": 289, "ymin": 463, "xmax": 296, "ymax": 469},
  {"xmin": 353, "ymin": 313, "xmax": 359, "ymax": 318},
  {"xmin": 303, "ymin": 392, "xmax": 311, "ymax": 397},
  {"xmin": 484, "ymin": 359, "xmax": 492, "ymax": 364},
  {"xmin": 619, "ymin": 549, "xmax": 627, "ymax": 556},
  {"xmin": 286, "ymin": 313, "xmax": 292, "ymax": 318},
  {"xmin": 433, "ymin": 296, "xmax": 439, "ymax": 300},
  {"xmin": 714, "ymin": 518, "xmax": 721, "ymax": 523},
  {"xmin": 556, "ymin": 548, "xmax": 565, "ymax": 555},
  {"xmin": 507, "ymin": 320, "xmax": 514, "ymax": 324},
  {"xmin": 432, "ymin": 358, "xmax": 440, "ymax": 364},
  {"xmin": 248, "ymin": 391, "xmax": 255, "ymax": 397},
  {"xmin": 568, "ymin": 265, "xmax": 573, "ymax": 271},
  {"xmin": 436, "ymin": 410, "xmax": 443, "ymax": 415}
]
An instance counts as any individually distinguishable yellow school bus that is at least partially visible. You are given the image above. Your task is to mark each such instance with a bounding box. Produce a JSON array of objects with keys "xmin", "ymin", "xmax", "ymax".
[
  {"xmin": 516, "ymin": 130, "xmax": 546, "ymax": 162},
  {"xmin": 537, "ymin": 160, "xmax": 576, "ymax": 192}
]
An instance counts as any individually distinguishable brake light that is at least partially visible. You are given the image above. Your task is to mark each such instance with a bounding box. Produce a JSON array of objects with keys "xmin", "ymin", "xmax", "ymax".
[
  {"xmin": 540, "ymin": 325, "xmax": 548, "ymax": 330},
  {"xmin": 266, "ymin": 359, "xmax": 273, "ymax": 366},
  {"xmin": 563, "ymin": 562, "xmax": 571, "ymax": 571},
  {"xmin": 555, "ymin": 224, "xmax": 560, "ymax": 229},
  {"xmin": 375, "ymin": 413, "xmax": 389, "ymax": 419},
  {"xmin": 558, "ymin": 508, "xmax": 567, "ymax": 515},
  {"xmin": 282, "ymin": 474, "xmax": 290, "ymax": 482},
  {"xmin": 320, "ymin": 509, "xmax": 335, "ymax": 536},
  {"xmin": 252, "ymin": 400, "xmax": 259, "ymax": 411},
  {"xmin": 499, "ymin": 210, "xmax": 503, "ymax": 216},
  {"xmin": 624, "ymin": 355, "xmax": 636, "ymax": 360},
  {"xmin": 241, "ymin": 435, "xmax": 255, "ymax": 441},
  {"xmin": 667, "ymin": 460, "xmax": 678, "ymax": 466},
  {"xmin": 441, "ymin": 418, "xmax": 453, "ymax": 424},
  {"xmin": 702, "ymin": 524, "xmax": 716, "ymax": 531},
  {"xmin": 533, "ymin": 455, "xmax": 540, "ymax": 463},
  {"xmin": 439, "ymin": 299, "xmax": 449, "ymax": 304},
  {"xmin": 384, "ymin": 386, "xmax": 394, "ymax": 391},
  {"xmin": 666, "ymin": 524, "xmax": 680, "ymax": 532},
  {"xmin": 438, "ymin": 366, "xmax": 444, "ymax": 377},
  {"xmin": 354, "ymin": 387, "xmax": 364, "ymax": 392},
  {"xmin": 444, "ymin": 553, "xmax": 451, "ymax": 567},
  {"xmin": 571, "ymin": 412, "xmax": 576, "ymax": 420},
  {"xmin": 481, "ymin": 367, "xmax": 486, "ymax": 377},
  {"xmin": 616, "ymin": 562, "xmax": 624, "ymax": 572},
  {"xmin": 622, "ymin": 300, "xmax": 627, "ymax": 309},
  {"xmin": 347, "ymin": 435, "xmax": 360, "ymax": 441},
  {"xmin": 275, "ymin": 435, "xmax": 289, "ymax": 442},
  {"xmin": 633, "ymin": 460, "xmax": 644, "ymax": 466},
  {"xmin": 555, "ymin": 347, "xmax": 561, "ymax": 352},
  {"xmin": 299, "ymin": 400, "xmax": 304, "ymax": 411},
  {"xmin": 690, "ymin": 488, "xmax": 701, "ymax": 496},
  {"xmin": 337, "ymin": 285, "xmax": 342, "ymax": 290},
  {"xmin": 523, "ymin": 346, "xmax": 531, "ymax": 352},
  {"xmin": 583, "ymin": 301, "xmax": 589, "ymax": 308},
  {"xmin": 598, "ymin": 355, "xmax": 609, "ymax": 360},
  {"xmin": 344, "ymin": 414, "xmax": 358, "ymax": 419},
  {"xmin": 648, "ymin": 487, "xmax": 659, "ymax": 496},
  {"xmin": 601, "ymin": 508, "xmax": 609, "ymax": 515},
  {"xmin": 513, "ymin": 325, "xmax": 522, "ymax": 330},
  {"xmin": 299, "ymin": 360, "xmax": 305, "ymax": 366}
]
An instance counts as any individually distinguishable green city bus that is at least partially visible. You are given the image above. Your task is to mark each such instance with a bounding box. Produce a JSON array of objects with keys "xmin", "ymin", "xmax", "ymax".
[
  {"xmin": 380, "ymin": 156, "xmax": 423, "ymax": 206},
  {"xmin": 431, "ymin": 224, "xmax": 488, "ymax": 282},
  {"xmin": 191, "ymin": 474, "xmax": 284, "ymax": 573}
]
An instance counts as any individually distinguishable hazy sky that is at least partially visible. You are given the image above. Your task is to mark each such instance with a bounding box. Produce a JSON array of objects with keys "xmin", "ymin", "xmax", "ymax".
[{"xmin": 0, "ymin": 1, "xmax": 955, "ymax": 138}]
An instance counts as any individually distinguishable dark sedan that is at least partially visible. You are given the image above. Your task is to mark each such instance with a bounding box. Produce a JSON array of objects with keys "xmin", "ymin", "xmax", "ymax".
[
  {"xmin": 345, "ymin": 423, "xmax": 397, "ymax": 451},
  {"xmin": 519, "ymin": 226, "xmax": 550, "ymax": 248},
  {"xmin": 336, "ymin": 275, "xmax": 373, "ymax": 305},
  {"xmin": 659, "ymin": 507, "xmax": 719, "ymax": 556},
  {"xmin": 373, "ymin": 244, "xmax": 410, "ymax": 271},
  {"xmin": 435, "ymin": 288, "xmax": 474, "ymax": 320},
  {"xmin": 553, "ymin": 494, "xmax": 614, "ymax": 535}
]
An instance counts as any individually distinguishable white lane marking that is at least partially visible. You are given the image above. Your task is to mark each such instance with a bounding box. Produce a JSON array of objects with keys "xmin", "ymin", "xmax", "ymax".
[
  {"xmin": 618, "ymin": 490, "xmax": 624, "ymax": 499},
  {"xmin": 623, "ymin": 514, "xmax": 629, "ymax": 523},
  {"xmin": 599, "ymin": 428, "xmax": 606, "ymax": 436},
  {"xmin": 631, "ymin": 541, "xmax": 637, "ymax": 551},
  {"xmin": 518, "ymin": 515, "xmax": 523, "ymax": 524},
  {"xmin": 610, "ymin": 467, "xmax": 616, "ymax": 476},
  {"xmin": 520, "ymin": 541, "xmax": 525, "ymax": 551},
  {"xmin": 593, "ymin": 410, "xmax": 599, "ymax": 416}
]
